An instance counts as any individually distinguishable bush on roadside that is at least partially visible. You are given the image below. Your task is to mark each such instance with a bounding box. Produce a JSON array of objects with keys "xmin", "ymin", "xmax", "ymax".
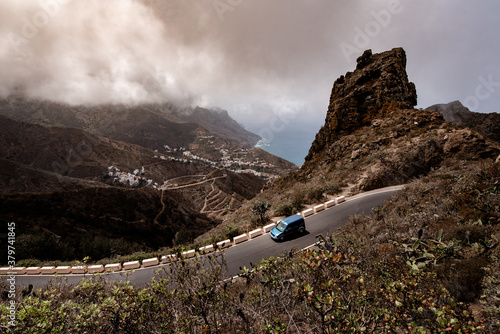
[
  {"xmin": 224, "ymin": 223, "xmax": 241, "ymax": 241},
  {"xmin": 274, "ymin": 202, "xmax": 295, "ymax": 217}
]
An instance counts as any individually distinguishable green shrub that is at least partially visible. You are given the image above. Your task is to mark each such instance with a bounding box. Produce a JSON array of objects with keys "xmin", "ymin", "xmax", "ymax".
[
  {"xmin": 16, "ymin": 259, "xmax": 42, "ymax": 268},
  {"xmin": 173, "ymin": 230, "xmax": 193, "ymax": 246},
  {"xmin": 274, "ymin": 202, "xmax": 295, "ymax": 217},
  {"xmin": 251, "ymin": 201, "xmax": 271, "ymax": 226},
  {"xmin": 291, "ymin": 194, "xmax": 305, "ymax": 212},
  {"xmin": 224, "ymin": 223, "xmax": 240, "ymax": 240},
  {"xmin": 305, "ymin": 186, "xmax": 325, "ymax": 203}
]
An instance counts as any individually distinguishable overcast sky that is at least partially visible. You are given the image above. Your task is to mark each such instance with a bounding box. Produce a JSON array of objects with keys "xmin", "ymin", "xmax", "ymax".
[{"xmin": 1, "ymin": 0, "xmax": 499, "ymax": 134}]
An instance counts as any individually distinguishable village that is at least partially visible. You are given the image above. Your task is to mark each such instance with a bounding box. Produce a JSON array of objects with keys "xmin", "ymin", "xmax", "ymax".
[
  {"xmin": 107, "ymin": 166, "xmax": 155, "ymax": 188},
  {"xmin": 108, "ymin": 137, "xmax": 284, "ymax": 189}
]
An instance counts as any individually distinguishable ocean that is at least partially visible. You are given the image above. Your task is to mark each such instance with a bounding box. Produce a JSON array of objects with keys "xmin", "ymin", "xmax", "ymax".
[{"xmin": 255, "ymin": 130, "xmax": 317, "ymax": 167}]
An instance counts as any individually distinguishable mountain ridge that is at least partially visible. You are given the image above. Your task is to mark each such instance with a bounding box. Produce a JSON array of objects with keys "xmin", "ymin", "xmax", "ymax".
[
  {"xmin": 0, "ymin": 96, "xmax": 261, "ymax": 151},
  {"xmin": 426, "ymin": 100, "xmax": 500, "ymax": 143}
]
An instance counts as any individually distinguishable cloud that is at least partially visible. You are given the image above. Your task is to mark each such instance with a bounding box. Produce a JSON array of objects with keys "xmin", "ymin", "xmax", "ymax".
[
  {"xmin": 0, "ymin": 0, "xmax": 193, "ymax": 105},
  {"xmin": 0, "ymin": 0, "xmax": 499, "ymax": 131}
]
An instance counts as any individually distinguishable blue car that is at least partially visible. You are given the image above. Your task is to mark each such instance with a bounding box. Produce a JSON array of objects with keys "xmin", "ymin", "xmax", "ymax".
[{"xmin": 270, "ymin": 214, "xmax": 306, "ymax": 241}]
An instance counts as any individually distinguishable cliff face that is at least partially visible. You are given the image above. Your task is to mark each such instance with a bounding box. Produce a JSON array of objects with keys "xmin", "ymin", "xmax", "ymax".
[{"xmin": 306, "ymin": 48, "xmax": 417, "ymax": 161}]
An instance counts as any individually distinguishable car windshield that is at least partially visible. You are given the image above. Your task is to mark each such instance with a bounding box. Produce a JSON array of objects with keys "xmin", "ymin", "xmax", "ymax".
[{"xmin": 276, "ymin": 221, "xmax": 287, "ymax": 232}]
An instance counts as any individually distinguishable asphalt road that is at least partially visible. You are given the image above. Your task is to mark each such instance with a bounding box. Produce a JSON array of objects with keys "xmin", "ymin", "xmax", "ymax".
[
  {"xmin": 222, "ymin": 186, "xmax": 402, "ymax": 278},
  {"xmin": 14, "ymin": 186, "xmax": 403, "ymax": 289}
]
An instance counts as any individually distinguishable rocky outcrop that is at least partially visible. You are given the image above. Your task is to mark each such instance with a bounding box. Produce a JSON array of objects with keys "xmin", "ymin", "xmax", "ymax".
[
  {"xmin": 352, "ymin": 110, "xmax": 499, "ymax": 191},
  {"xmin": 426, "ymin": 101, "xmax": 500, "ymax": 143},
  {"xmin": 306, "ymin": 48, "xmax": 417, "ymax": 161}
]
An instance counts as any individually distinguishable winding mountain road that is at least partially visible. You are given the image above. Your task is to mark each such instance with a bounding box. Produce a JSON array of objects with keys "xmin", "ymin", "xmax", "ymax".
[
  {"xmin": 160, "ymin": 174, "xmax": 227, "ymax": 190},
  {"xmin": 14, "ymin": 186, "xmax": 403, "ymax": 289}
]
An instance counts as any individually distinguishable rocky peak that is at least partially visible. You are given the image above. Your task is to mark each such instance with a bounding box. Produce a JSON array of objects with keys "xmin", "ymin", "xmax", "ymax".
[
  {"xmin": 426, "ymin": 101, "xmax": 500, "ymax": 143},
  {"xmin": 306, "ymin": 47, "xmax": 417, "ymax": 161},
  {"xmin": 426, "ymin": 100, "xmax": 470, "ymax": 124}
]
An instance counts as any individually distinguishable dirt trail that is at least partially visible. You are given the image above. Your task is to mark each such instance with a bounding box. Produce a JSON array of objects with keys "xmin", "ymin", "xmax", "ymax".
[
  {"xmin": 201, "ymin": 179, "xmax": 217, "ymax": 213},
  {"xmin": 154, "ymin": 189, "xmax": 166, "ymax": 224},
  {"xmin": 200, "ymin": 179, "xmax": 233, "ymax": 215}
]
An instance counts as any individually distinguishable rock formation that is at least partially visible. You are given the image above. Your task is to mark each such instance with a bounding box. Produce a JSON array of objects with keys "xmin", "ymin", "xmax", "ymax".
[
  {"xmin": 306, "ymin": 48, "xmax": 417, "ymax": 161},
  {"xmin": 279, "ymin": 47, "xmax": 499, "ymax": 195}
]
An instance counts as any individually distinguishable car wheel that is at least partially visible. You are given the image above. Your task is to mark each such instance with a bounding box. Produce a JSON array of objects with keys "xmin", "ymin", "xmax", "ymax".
[
  {"xmin": 299, "ymin": 227, "xmax": 305, "ymax": 234},
  {"xmin": 279, "ymin": 236, "xmax": 284, "ymax": 242}
]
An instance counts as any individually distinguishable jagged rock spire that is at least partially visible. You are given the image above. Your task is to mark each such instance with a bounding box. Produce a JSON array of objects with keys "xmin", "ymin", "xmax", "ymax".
[{"xmin": 306, "ymin": 47, "xmax": 417, "ymax": 161}]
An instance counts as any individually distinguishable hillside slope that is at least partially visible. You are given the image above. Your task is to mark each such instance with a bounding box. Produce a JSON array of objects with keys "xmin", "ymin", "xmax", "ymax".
[
  {"xmin": 0, "ymin": 116, "xmax": 268, "ymax": 263},
  {"xmin": 0, "ymin": 115, "xmax": 212, "ymax": 187},
  {"xmin": 175, "ymin": 106, "xmax": 260, "ymax": 148},
  {"xmin": 426, "ymin": 100, "xmax": 500, "ymax": 143},
  {"xmin": 0, "ymin": 158, "xmax": 108, "ymax": 194}
]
